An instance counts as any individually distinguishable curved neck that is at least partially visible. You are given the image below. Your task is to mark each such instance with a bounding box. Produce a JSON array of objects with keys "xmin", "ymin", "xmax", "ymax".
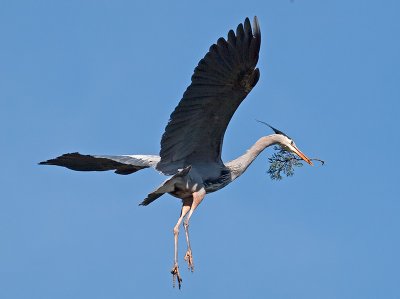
[{"xmin": 226, "ymin": 134, "xmax": 283, "ymax": 180}]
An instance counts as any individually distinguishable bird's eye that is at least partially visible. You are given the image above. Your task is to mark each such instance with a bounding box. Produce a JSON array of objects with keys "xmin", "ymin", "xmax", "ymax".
[{"xmin": 290, "ymin": 140, "xmax": 294, "ymax": 145}]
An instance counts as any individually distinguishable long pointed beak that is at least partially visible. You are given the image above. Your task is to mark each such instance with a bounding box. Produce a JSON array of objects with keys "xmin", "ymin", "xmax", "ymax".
[{"xmin": 293, "ymin": 145, "xmax": 313, "ymax": 166}]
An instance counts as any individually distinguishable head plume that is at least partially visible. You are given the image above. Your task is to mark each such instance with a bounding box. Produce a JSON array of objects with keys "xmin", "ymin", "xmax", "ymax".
[{"xmin": 256, "ymin": 120, "xmax": 291, "ymax": 139}]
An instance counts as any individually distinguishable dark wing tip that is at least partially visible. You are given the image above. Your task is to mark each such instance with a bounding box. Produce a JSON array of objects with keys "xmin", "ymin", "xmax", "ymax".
[
  {"xmin": 252, "ymin": 16, "xmax": 261, "ymax": 45},
  {"xmin": 38, "ymin": 152, "xmax": 79, "ymax": 166},
  {"xmin": 244, "ymin": 17, "xmax": 251, "ymax": 33},
  {"xmin": 253, "ymin": 16, "xmax": 260, "ymax": 33},
  {"xmin": 236, "ymin": 22, "xmax": 244, "ymax": 39}
]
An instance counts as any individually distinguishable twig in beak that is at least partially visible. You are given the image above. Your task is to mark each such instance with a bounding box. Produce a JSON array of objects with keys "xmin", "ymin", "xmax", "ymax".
[{"xmin": 308, "ymin": 158, "xmax": 325, "ymax": 165}]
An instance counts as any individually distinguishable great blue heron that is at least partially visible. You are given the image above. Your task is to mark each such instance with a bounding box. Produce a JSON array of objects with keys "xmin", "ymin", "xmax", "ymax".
[{"xmin": 40, "ymin": 16, "xmax": 313, "ymax": 288}]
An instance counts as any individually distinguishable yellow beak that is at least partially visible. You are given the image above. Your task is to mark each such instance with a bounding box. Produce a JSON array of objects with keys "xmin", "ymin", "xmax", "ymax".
[{"xmin": 293, "ymin": 145, "xmax": 313, "ymax": 166}]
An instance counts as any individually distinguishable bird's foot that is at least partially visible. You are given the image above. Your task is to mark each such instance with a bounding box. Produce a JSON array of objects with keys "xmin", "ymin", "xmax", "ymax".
[
  {"xmin": 171, "ymin": 263, "xmax": 182, "ymax": 289},
  {"xmin": 184, "ymin": 249, "xmax": 194, "ymax": 272}
]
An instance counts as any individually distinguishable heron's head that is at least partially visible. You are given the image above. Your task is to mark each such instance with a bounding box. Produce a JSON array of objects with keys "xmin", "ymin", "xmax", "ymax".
[{"xmin": 258, "ymin": 120, "xmax": 313, "ymax": 166}]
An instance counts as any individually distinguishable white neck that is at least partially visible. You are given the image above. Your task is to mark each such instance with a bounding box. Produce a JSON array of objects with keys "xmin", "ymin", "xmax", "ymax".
[{"xmin": 225, "ymin": 134, "xmax": 284, "ymax": 180}]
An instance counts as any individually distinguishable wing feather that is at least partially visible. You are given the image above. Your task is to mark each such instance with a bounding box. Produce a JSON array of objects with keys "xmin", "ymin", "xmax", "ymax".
[
  {"xmin": 39, "ymin": 153, "xmax": 160, "ymax": 175},
  {"xmin": 157, "ymin": 17, "xmax": 261, "ymax": 175}
]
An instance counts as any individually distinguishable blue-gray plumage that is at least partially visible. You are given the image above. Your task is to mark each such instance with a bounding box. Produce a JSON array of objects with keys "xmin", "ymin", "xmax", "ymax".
[{"xmin": 39, "ymin": 16, "xmax": 313, "ymax": 289}]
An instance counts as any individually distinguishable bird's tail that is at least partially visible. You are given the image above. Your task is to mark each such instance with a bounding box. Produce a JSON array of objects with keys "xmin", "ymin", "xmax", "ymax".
[
  {"xmin": 140, "ymin": 166, "xmax": 191, "ymax": 206},
  {"xmin": 39, "ymin": 152, "xmax": 160, "ymax": 175}
]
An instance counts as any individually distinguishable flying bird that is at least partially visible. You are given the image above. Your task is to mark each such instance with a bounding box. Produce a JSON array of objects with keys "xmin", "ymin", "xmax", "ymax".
[{"xmin": 40, "ymin": 16, "xmax": 313, "ymax": 288}]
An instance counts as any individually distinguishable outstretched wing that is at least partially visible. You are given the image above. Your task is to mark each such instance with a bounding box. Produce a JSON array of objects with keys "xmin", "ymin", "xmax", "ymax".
[
  {"xmin": 39, "ymin": 153, "xmax": 160, "ymax": 175},
  {"xmin": 157, "ymin": 17, "xmax": 261, "ymax": 175}
]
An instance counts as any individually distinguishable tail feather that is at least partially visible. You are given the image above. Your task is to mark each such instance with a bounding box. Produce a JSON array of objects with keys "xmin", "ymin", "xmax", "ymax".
[
  {"xmin": 140, "ymin": 190, "xmax": 167, "ymax": 206},
  {"xmin": 140, "ymin": 166, "xmax": 191, "ymax": 206}
]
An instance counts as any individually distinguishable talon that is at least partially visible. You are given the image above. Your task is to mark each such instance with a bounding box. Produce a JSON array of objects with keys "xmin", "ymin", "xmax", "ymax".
[
  {"xmin": 184, "ymin": 250, "xmax": 194, "ymax": 272},
  {"xmin": 171, "ymin": 264, "xmax": 182, "ymax": 289}
]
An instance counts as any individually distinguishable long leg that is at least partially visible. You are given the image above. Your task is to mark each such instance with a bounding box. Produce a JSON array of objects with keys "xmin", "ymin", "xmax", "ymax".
[
  {"xmin": 183, "ymin": 188, "xmax": 206, "ymax": 271},
  {"xmin": 171, "ymin": 199, "xmax": 192, "ymax": 289}
]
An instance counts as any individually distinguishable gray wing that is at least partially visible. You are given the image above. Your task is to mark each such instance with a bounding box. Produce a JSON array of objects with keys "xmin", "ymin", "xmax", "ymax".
[
  {"xmin": 157, "ymin": 17, "xmax": 261, "ymax": 175},
  {"xmin": 39, "ymin": 153, "xmax": 160, "ymax": 175}
]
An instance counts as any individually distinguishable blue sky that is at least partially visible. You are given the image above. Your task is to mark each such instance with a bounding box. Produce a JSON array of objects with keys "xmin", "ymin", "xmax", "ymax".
[{"xmin": 1, "ymin": 0, "xmax": 399, "ymax": 298}]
